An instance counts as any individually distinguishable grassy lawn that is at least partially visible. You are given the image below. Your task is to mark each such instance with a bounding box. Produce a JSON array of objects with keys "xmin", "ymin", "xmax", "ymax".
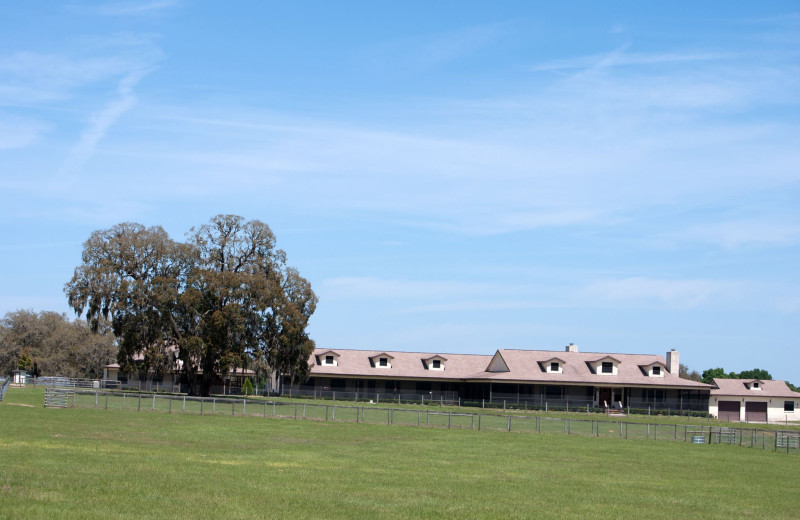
[{"xmin": 1, "ymin": 387, "xmax": 798, "ymax": 520}]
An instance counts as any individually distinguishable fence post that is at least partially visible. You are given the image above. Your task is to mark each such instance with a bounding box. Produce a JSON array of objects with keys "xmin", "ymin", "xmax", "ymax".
[
  {"xmin": 326, "ymin": 406, "xmax": 329, "ymax": 421},
  {"xmin": 73, "ymin": 391, "xmax": 77, "ymax": 408},
  {"xmin": 471, "ymin": 414, "xmax": 474, "ymax": 429},
  {"xmin": 105, "ymin": 394, "xmax": 108, "ymax": 410},
  {"xmin": 200, "ymin": 399, "xmax": 203, "ymax": 415},
  {"xmin": 138, "ymin": 395, "xmax": 141, "ymax": 412},
  {"xmin": 168, "ymin": 396, "xmax": 171, "ymax": 414},
  {"xmin": 264, "ymin": 402, "xmax": 267, "ymax": 418},
  {"xmin": 95, "ymin": 392, "xmax": 98, "ymax": 407},
  {"xmin": 427, "ymin": 410, "xmax": 430, "ymax": 426},
  {"xmin": 417, "ymin": 410, "xmax": 420, "ymax": 427},
  {"xmin": 303, "ymin": 404, "xmax": 306, "ymax": 418},
  {"xmin": 332, "ymin": 406, "xmax": 335, "ymax": 421},
  {"xmin": 273, "ymin": 401, "xmax": 276, "ymax": 416},
  {"xmin": 232, "ymin": 401, "xmax": 235, "ymax": 416},
  {"xmin": 294, "ymin": 403, "xmax": 298, "ymax": 420},
  {"xmin": 448, "ymin": 411, "xmax": 452, "ymax": 429},
  {"xmin": 182, "ymin": 396, "xmax": 186, "ymax": 412},
  {"xmin": 213, "ymin": 398, "xmax": 216, "ymax": 414},
  {"xmin": 507, "ymin": 416, "xmax": 511, "ymax": 432},
  {"xmin": 243, "ymin": 399, "xmax": 246, "ymax": 416},
  {"xmin": 478, "ymin": 414, "xmax": 481, "ymax": 431},
  {"xmin": 152, "ymin": 395, "xmax": 156, "ymax": 410},
  {"xmin": 387, "ymin": 409, "xmax": 390, "ymax": 425}
]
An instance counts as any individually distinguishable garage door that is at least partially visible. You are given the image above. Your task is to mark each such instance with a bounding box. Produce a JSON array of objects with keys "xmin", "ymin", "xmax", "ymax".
[
  {"xmin": 718, "ymin": 401, "xmax": 740, "ymax": 422},
  {"xmin": 745, "ymin": 401, "xmax": 767, "ymax": 422}
]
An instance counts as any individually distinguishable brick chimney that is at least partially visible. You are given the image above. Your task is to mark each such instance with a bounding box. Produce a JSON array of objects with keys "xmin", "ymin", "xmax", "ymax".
[
  {"xmin": 666, "ymin": 349, "xmax": 679, "ymax": 374},
  {"xmin": 565, "ymin": 343, "xmax": 578, "ymax": 353}
]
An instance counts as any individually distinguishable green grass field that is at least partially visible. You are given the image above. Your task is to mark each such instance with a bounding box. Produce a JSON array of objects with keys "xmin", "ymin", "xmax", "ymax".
[{"xmin": 2, "ymin": 387, "xmax": 798, "ymax": 520}]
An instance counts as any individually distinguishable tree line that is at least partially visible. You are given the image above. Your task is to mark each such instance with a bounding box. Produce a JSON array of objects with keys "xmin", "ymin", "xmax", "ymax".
[
  {"xmin": 64, "ymin": 214, "xmax": 317, "ymax": 396},
  {"xmin": 681, "ymin": 363, "xmax": 796, "ymax": 390},
  {"xmin": 0, "ymin": 310, "xmax": 116, "ymax": 378}
]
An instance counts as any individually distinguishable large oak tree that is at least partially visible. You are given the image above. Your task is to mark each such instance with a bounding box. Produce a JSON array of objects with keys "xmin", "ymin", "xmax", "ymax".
[{"xmin": 65, "ymin": 215, "xmax": 316, "ymax": 395}]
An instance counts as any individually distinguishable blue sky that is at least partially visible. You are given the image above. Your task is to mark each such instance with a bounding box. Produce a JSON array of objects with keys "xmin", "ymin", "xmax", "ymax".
[{"xmin": 1, "ymin": 2, "xmax": 798, "ymax": 383}]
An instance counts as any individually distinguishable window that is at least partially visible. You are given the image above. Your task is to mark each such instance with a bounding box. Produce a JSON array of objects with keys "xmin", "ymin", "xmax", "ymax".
[
  {"xmin": 752, "ymin": 382, "xmax": 760, "ymax": 389},
  {"xmin": 432, "ymin": 359, "xmax": 441, "ymax": 369},
  {"xmin": 601, "ymin": 362, "xmax": 613, "ymax": 374},
  {"xmin": 325, "ymin": 355, "xmax": 334, "ymax": 365},
  {"xmin": 785, "ymin": 401, "xmax": 795, "ymax": 413},
  {"xmin": 545, "ymin": 385, "xmax": 562, "ymax": 399},
  {"xmin": 550, "ymin": 362, "xmax": 559, "ymax": 372},
  {"xmin": 652, "ymin": 366, "xmax": 661, "ymax": 376},
  {"xmin": 379, "ymin": 357, "xmax": 388, "ymax": 367}
]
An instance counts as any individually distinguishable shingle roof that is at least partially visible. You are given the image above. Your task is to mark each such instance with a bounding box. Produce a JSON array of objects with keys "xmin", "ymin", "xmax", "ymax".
[
  {"xmin": 310, "ymin": 349, "xmax": 491, "ymax": 380},
  {"xmin": 711, "ymin": 378, "xmax": 800, "ymax": 398},
  {"xmin": 309, "ymin": 348, "xmax": 712, "ymax": 389}
]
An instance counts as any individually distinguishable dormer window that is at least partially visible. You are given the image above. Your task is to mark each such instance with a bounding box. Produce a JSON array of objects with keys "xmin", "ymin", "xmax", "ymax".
[
  {"xmin": 379, "ymin": 357, "xmax": 388, "ymax": 367},
  {"xmin": 591, "ymin": 356, "xmax": 620, "ymax": 375},
  {"xmin": 752, "ymin": 382, "xmax": 760, "ymax": 389},
  {"xmin": 543, "ymin": 357, "xmax": 565, "ymax": 374},
  {"xmin": 652, "ymin": 366, "xmax": 661, "ymax": 376},
  {"xmin": 318, "ymin": 351, "xmax": 340, "ymax": 366},
  {"xmin": 424, "ymin": 355, "xmax": 447, "ymax": 371}
]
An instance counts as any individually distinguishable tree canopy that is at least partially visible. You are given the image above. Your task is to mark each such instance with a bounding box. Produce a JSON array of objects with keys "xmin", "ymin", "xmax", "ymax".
[
  {"xmin": 65, "ymin": 215, "xmax": 317, "ymax": 396},
  {"xmin": 679, "ymin": 363, "xmax": 702, "ymax": 382},
  {"xmin": 701, "ymin": 367, "xmax": 774, "ymax": 384},
  {"xmin": 0, "ymin": 309, "xmax": 116, "ymax": 378}
]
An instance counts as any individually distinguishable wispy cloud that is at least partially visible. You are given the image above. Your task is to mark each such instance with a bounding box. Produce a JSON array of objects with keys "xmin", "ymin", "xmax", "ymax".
[
  {"xmin": 0, "ymin": 114, "xmax": 46, "ymax": 150},
  {"xmin": 321, "ymin": 276, "xmax": 505, "ymax": 301},
  {"xmin": 679, "ymin": 218, "xmax": 800, "ymax": 248},
  {"xmin": 361, "ymin": 21, "xmax": 514, "ymax": 69},
  {"xmin": 529, "ymin": 47, "xmax": 731, "ymax": 72},
  {"xmin": 579, "ymin": 277, "xmax": 746, "ymax": 309},
  {"xmin": 60, "ymin": 67, "xmax": 155, "ymax": 176},
  {"xmin": 67, "ymin": 0, "xmax": 179, "ymax": 17}
]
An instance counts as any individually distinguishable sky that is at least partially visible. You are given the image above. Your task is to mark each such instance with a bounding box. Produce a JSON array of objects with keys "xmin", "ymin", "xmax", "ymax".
[{"xmin": 1, "ymin": 2, "xmax": 798, "ymax": 383}]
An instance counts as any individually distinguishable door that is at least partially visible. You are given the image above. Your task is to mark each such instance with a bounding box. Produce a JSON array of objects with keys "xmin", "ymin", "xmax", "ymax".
[
  {"xmin": 718, "ymin": 401, "xmax": 740, "ymax": 422},
  {"xmin": 745, "ymin": 401, "xmax": 767, "ymax": 422},
  {"xmin": 599, "ymin": 388, "xmax": 612, "ymax": 407}
]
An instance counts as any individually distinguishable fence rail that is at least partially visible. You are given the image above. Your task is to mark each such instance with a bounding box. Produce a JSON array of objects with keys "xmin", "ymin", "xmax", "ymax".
[
  {"xmin": 54, "ymin": 389, "xmax": 799, "ymax": 455},
  {"xmin": 25, "ymin": 377, "xmax": 120, "ymax": 389},
  {"xmin": 286, "ymin": 387, "xmax": 459, "ymax": 405}
]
